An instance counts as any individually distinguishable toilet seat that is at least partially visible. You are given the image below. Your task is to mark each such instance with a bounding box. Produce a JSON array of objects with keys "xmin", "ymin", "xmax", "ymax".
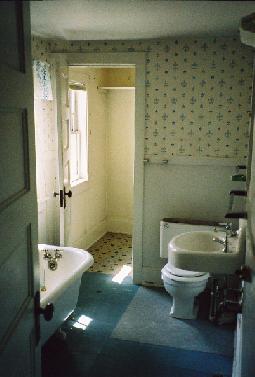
[{"xmin": 162, "ymin": 263, "xmax": 209, "ymax": 283}]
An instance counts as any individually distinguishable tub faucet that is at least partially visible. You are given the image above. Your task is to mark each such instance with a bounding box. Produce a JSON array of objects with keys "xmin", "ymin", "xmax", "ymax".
[
  {"xmin": 43, "ymin": 250, "xmax": 52, "ymax": 259},
  {"xmin": 54, "ymin": 249, "xmax": 62, "ymax": 259},
  {"xmin": 43, "ymin": 249, "xmax": 62, "ymax": 270},
  {"xmin": 48, "ymin": 259, "xmax": 58, "ymax": 271}
]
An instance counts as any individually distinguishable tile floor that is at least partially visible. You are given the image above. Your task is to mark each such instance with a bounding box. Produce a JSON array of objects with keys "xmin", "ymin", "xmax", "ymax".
[
  {"xmin": 42, "ymin": 233, "xmax": 233, "ymax": 377},
  {"xmin": 88, "ymin": 232, "xmax": 132, "ymax": 275},
  {"xmin": 42, "ymin": 273, "xmax": 233, "ymax": 377}
]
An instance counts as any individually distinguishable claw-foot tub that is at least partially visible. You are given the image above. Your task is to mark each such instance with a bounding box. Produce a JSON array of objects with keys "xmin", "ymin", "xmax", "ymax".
[{"xmin": 38, "ymin": 244, "xmax": 94, "ymax": 344}]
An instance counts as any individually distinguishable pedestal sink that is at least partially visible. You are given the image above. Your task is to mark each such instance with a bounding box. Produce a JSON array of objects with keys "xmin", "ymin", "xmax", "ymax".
[{"xmin": 168, "ymin": 230, "xmax": 245, "ymax": 274}]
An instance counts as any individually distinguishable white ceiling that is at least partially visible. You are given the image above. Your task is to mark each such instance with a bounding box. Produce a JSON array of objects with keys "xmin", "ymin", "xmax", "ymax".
[{"xmin": 30, "ymin": 1, "xmax": 255, "ymax": 40}]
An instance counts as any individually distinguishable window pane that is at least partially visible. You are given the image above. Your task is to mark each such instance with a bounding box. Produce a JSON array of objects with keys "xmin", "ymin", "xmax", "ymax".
[{"xmin": 69, "ymin": 89, "xmax": 88, "ymax": 184}]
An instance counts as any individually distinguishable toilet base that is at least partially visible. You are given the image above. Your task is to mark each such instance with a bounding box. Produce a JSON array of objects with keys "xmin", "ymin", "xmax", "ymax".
[
  {"xmin": 161, "ymin": 263, "xmax": 209, "ymax": 320},
  {"xmin": 169, "ymin": 296, "xmax": 198, "ymax": 319}
]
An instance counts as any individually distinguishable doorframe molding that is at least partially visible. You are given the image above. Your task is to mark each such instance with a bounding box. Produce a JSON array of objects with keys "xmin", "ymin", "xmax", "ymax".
[{"xmin": 51, "ymin": 52, "xmax": 146, "ymax": 284}]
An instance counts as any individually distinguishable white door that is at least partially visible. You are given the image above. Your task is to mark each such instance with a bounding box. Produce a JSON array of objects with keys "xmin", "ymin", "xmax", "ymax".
[
  {"xmin": 0, "ymin": 2, "xmax": 41, "ymax": 376},
  {"xmin": 54, "ymin": 56, "xmax": 72, "ymax": 246}
]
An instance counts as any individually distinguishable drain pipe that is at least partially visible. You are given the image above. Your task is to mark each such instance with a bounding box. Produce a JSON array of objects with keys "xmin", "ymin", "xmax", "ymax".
[
  {"xmin": 214, "ymin": 287, "xmax": 243, "ymax": 325},
  {"xmin": 209, "ymin": 278, "xmax": 220, "ymax": 322}
]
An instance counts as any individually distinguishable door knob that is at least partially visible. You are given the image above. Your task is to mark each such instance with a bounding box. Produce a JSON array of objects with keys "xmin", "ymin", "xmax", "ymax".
[
  {"xmin": 40, "ymin": 303, "xmax": 54, "ymax": 321},
  {"xmin": 53, "ymin": 188, "xmax": 72, "ymax": 208},
  {"xmin": 64, "ymin": 190, "xmax": 72, "ymax": 198},
  {"xmin": 63, "ymin": 187, "xmax": 72, "ymax": 208}
]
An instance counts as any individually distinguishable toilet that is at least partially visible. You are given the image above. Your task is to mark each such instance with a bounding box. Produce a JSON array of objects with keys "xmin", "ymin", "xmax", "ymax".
[
  {"xmin": 161, "ymin": 263, "xmax": 209, "ymax": 319},
  {"xmin": 160, "ymin": 218, "xmax": 216, "ymax": 319}
]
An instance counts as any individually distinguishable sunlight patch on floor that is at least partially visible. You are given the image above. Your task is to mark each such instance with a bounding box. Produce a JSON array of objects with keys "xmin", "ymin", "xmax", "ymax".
[
  {"xmin": 112, "ymin": 264, "xmax": 132, "ymax": 284},
  {"xmin": 73, "ymin": 315, "xmax": 93, "ymax": 330}
]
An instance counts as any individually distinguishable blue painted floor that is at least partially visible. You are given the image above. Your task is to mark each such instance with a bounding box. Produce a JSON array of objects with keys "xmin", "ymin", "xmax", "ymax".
[{"xmin": 42, "ymin": 272, "xmax": 233, "ymax": 377}]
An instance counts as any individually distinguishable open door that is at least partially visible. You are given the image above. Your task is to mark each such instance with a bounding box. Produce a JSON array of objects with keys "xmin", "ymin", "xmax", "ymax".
[
  {"xmin": 54, "ymin": 55, "xmax": 72, "ymax": 246},
  {"xmin": 0, "ymin": 2, "xmax": 41, "ymax": 376}
]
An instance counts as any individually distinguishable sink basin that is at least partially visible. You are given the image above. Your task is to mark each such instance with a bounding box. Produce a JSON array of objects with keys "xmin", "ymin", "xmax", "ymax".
[
  {"xmin": 169, "ymin": 230, "xmax": 245, "ymax": 274},
  {"xmin": 171, "ymin": 231, "xmax": 225, "ymax": 253}
]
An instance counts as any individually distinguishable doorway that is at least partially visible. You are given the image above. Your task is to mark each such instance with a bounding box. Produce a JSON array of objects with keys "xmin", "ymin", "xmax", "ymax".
[
  {"xmin": 68, "ymin": 65, "xmax": 135, "ymax": 279},
  {"xmin": 34, "ymin": 52, "xmax": 145, "ymax": 284}
]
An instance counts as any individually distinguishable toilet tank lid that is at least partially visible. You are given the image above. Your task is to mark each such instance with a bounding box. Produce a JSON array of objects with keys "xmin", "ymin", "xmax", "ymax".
[{"xmin": 161, "ymin": 218, "xmax": 219, "ymax": 227}]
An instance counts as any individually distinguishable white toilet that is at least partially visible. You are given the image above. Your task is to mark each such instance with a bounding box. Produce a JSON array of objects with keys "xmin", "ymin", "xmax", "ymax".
[
  {"xmin": 161, "ymin": 263, "xmax": 209, "ymax": 319},
  {"xmin": 160, "ymin": 218, "xmax": 214, "ymax": 319}
]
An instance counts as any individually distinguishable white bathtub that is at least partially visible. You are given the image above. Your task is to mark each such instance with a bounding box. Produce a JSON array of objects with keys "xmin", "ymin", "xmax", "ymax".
[{"xmin": 38, "ymin": 244, "xmax": 94, "ymax": 344}]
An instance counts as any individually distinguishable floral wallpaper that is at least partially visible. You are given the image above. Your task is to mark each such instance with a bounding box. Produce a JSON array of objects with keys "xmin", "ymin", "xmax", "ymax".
[{"xmin": 32, "ymin": 36, "xmax": 253, "ymax": 161}]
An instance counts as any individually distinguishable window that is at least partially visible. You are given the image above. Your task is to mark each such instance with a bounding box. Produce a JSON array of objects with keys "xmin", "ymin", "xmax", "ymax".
[{"xmin": 69, "ymin": 88, "xmax": 88, "ymax": 185}]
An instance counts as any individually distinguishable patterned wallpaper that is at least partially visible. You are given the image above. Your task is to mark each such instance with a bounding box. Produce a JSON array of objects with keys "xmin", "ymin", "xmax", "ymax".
[{"xmin": 32, "ymin": 36, "xmax": 253, "ymax": 161}]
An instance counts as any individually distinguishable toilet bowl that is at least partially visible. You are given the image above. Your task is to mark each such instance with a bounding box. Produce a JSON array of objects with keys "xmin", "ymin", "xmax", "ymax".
[
  {"xmin": 161, "ymin": 263, "xmax": 209, "ymax": 319},
  {"xmin": 160, "ymin": 219, "xmax": 216, "ymax": 320}
]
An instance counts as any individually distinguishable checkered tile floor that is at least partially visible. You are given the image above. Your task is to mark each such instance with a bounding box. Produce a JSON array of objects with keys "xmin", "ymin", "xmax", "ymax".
[{"xmin": 88, "ymin": 232, "xmax": 132, "ymax": 275}]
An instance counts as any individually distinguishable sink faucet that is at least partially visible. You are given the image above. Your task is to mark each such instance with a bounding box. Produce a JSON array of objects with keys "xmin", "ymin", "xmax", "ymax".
[
  {"xmin": 213, "ymin": 223, "xmax": 234, "ymax": 253},
  {"xmin": 218, "ymin": 222, "xmax": 236, "ymax": 236},
  {"xmin": 213, "ymin": 236, "xmax": 227, "ymax": 253}
]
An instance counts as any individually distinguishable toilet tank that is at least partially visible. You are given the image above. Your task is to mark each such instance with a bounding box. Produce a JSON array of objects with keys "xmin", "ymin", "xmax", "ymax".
[{"xmin": 160, "ymin": 218, "xmax": 219, "ymax": 258}]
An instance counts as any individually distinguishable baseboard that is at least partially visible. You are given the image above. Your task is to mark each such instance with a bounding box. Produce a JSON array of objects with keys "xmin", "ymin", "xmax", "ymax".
[
  {"xmin": 86, "ymin": 221, "xmax": 108, "ymax": 249},
  {"xmin": 134, "ymin": 267, "xmax": 163, "ymax": 287},
  {"xmin": 107, "ymin": 217, "xmax": 133, "ymax": 234},
  {"xmin": 71, "ymin": 220, "xmax": 107, "ymax": 250}
]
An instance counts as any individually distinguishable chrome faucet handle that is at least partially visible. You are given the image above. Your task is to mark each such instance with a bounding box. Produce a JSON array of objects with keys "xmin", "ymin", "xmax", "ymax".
[
  {"xmin": 54, "ymin": 250, "xmax": 62, "ymax": 259},
  {"xmin": 225, "ymin": 223, "xmax": 237, "ymax": 237},
  {"xmin": 43, "ymin": 250, "xmax": 52, "ymax": 259},
  {"xmin": 212, "ymin": 236, "xmax": 225, "ymax": 245},
  {"xmin": 213, "ymin": 235, "xmax": 228, "ymax": 253},
  {"xmin": 218, "ymin": 222, "xmax": 231, "ymax": 229},
  {"xmin": 217, "ymin": 222, "xmax": 234, "ymax": 234}
]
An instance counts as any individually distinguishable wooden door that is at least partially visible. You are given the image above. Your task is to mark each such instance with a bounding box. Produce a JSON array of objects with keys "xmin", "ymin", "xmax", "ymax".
[
  {"xmin": 55, "ymin": 55, "xmax": 72, "ymax": 246},
  {"xmin": 0, "ymin": 2, "xmax": 40, "ymax": 376}
]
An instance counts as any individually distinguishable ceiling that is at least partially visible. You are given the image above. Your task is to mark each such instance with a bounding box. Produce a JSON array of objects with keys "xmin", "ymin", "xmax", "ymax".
[{"xmin": 30, "ymin": 1, "xmax": 255, "ymax": 40}]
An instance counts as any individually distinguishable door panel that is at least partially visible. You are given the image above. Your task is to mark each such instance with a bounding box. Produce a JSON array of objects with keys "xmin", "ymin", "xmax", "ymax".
[
  {"xmin": 1, "ymin": 312, "xmax": 35, "ymax": 377},
  {"xmin": 0, "ymin": 2, "xmax": 40, "ymax": 376},
  {"xmin": 0, "ymin": 108, "xmax": 30, "ymax": 210},
  {"xmin": 0, "ymin": 1, "xmax": 25, "ymax": 72},
  {"xmin": 0, "ymin": 225, "xmax": 33, "ymax": 341}
]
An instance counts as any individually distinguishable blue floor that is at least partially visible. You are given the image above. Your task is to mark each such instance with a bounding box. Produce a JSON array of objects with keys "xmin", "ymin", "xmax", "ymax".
[{"xmin": 42, "ymin": 272, "xmax": 233, "ymax": 377}]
